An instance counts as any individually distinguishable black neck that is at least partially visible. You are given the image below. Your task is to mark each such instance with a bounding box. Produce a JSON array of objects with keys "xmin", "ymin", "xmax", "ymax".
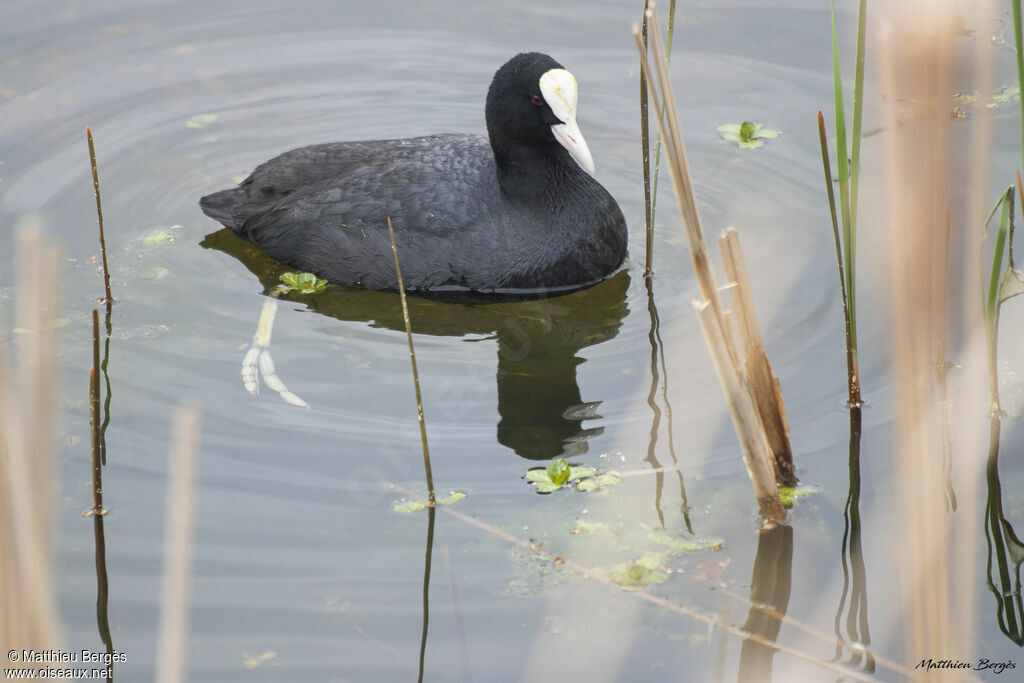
[{"xmin": 491, "ymin": 141, "xmax": 588, "ymax": 206}]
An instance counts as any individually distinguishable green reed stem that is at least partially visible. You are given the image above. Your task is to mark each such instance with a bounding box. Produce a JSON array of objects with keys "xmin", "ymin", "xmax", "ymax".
[
  {"xmin": 387, "ymin": 217, "xmax": 435, "ymax": 505},
  {"xmin": 817, "ymin": 111, "xmax": 858, "ymax": 405},
  {"xmin": 985, "ymin": 188, "xmax": 1014, "ymax": 410},
  {"xmin": 824, "ymin": 0, "xmax": 865, "ymax": 406},
  {"xmin": 849, "ymin": 0, "xmax": 866, "ymax": 235},
  {"xmin": 830, "ymin": 1, "xmax": 855, "ymax": 355}
]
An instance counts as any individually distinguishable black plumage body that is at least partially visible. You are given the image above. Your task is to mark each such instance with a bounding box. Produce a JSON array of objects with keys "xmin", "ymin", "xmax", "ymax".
[{"xmin": 199, "ymin": 53, "xmax": 628, "ymax": 293}]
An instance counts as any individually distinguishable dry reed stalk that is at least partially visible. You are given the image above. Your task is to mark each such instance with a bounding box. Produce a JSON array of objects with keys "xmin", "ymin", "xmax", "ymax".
[
  {"xmin": 155, "ymin": 403, "xmax": 202, "ymax": 683},
  {"xmin": 880, "ymin": 3, "xmax": 970, "ymax": 678},
  {"xmin": 634, "ymin": 5, "xmax": 785, "ymax": 521},
  {"xmin": 719, "ymin": 228, "xmax": 797, "ymax": 486},
  {"xmin": 1, "ymin": 218, "xmax": 62, "ymax": 658}
]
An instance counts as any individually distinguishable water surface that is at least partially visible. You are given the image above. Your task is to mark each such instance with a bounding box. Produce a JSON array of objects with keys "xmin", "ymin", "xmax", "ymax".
[{"xmin": 2, "ymin": 0, "xmax": 1024, "ymax": 680}]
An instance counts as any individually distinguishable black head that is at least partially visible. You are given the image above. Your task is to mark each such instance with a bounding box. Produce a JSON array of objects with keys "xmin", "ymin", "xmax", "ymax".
[{"xmin": 485, "ymin": 52, "xmax": 594, "ymax": 175}]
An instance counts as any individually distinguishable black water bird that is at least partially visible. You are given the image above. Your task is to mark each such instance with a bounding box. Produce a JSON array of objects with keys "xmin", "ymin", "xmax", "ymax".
[{"xmin": 200, "ymin": 52, "xmax": 627, "ymax": 293}]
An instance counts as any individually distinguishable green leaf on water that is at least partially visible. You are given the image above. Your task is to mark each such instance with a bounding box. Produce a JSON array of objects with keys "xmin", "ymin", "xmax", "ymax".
[
  {"xmin": 650, "ymin": 529, "xmax": 724, "ymax": 553},
  {"xmin": 526, "ymin": 459, "xmax": 600, "ymax": 493},
  {"xmin": 281, "ymin": 271, "xmax": 328, "ymax": 294},
  {"xmin": 717, "ymin": 121, "xmax": 779, "ymax": 149},
  {"xmin": 778, "ymin": 485, "xmax": 821, "ymax": 509},
  {"xmin": 393, "ymin": 490, "xmax": 467, "ymax": 513},
  {"xmin": 437, "ymin": 491, "xmax": 467, "ymax": 506},
  {"xmin": 609, "ymin": 553, "xmax": 669, "ymax": 590},
  {"xmin": 140, "ymin": 229, "xmax": 179, "ymax": 245},
  {"xmin": 569, "ymin": 465, "xmax": 597, "ymax": 480},
  {"xmin": 575, "ymin": 471, "xmax": 623, "ymax": 492},
  {"xmin": 547, "ymin": 458, "xmax": 571, "ymax": 486},
  {"xmin": 993, "ymin": 85, "xmax": 1020, "ymax": 105},
  {"xmin": 186, "ymin": 113, "xmax": 218, "ymax": 129}
]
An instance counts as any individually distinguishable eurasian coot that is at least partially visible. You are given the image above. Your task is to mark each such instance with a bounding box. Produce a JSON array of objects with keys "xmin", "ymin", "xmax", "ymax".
[{"xmin": 199, "ymin": 52, "xmax": 627, "ymax": 293}]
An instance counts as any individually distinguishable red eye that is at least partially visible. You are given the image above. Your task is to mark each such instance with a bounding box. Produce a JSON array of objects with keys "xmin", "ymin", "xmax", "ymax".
[{"xmin": 531, "ymin": 94, "xmax": 543, "ymax": 106}]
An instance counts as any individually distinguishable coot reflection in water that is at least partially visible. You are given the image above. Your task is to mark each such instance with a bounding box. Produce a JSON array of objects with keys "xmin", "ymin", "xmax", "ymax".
[{"xmin": 202, "ymin": 228, "xmax": 630, "ymax": 460}]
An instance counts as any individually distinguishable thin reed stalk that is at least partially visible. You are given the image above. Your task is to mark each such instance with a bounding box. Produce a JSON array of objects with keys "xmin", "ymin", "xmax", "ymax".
[
  {"xmin": 640, "ymin": 0, "xmax": 678, "ymax": 278},
  {"xmin": 87, "ymin": 127, "xmax": 112, "ymax": 303},
  {"xmin": 640, "ymin": 0, "xmax": 652, "ymax": 276},
  {"xmin": 89, "ymin": 309, "xmax": 105, "ymax": 515},
  {"xmin": 386, "ymin": 217, "xmax": 435, "ymax": 504}
]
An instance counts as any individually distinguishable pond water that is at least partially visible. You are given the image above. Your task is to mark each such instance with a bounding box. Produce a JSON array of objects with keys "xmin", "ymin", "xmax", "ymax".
[{"xmin": 3, "ymin": 0, "xmax": 1024, "ymax": 680}]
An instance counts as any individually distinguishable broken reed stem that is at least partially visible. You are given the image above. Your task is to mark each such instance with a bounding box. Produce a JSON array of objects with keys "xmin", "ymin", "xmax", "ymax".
[
  {"xmin": 634, "ymin": 8, "xmax": 784, "ymax": 521},
  {"xmin": 387, "ymin": 217, "xmax": 435, "ymax": 505},
  {"xmin": 154, "ymin": 403, "xmax": 201, "ymax": 683},
  {"xmin": 90, "ymin": 309, "xmax": 104, "ymax": 514},
  {"xmin": 719, "ymin": 228, "xmax": 796, "ymax": 486},
  {"xmin": 87, "ymin": 127, "xmax": 112, "ymax": 303},
  {"xmin": 693, "ymin": 300, "xmax": 786, "ymax": 522}
]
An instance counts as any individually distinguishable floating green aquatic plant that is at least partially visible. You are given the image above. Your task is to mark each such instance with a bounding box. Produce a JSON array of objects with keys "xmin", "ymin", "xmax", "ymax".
[
  {"xmin": 524, "ymin": 458, "xmax": 601, "ymax": 493},
  {"xmin": 393, "ymin": 491, "xmax": 466, "ymax": 513},
  {"xmin": 139, "ymin": 228, "xmax": 179, "ymax": 245},
  {"xmin": 608, "ymin": 552, "xmax": 669, "ymax": 590},
  {"xmin": 717, "ymin": 121, "xmax": 779, "ymax": 149},
  {"xmin": 575, "ymin": 471, "xmax": 624, "ymax": 492},
  {"xmin": 280, "ymin": 271, "xmax": 328, "ymax": 294},
  {"xmin": 186, "ymin": 113, "xmax": 218, "ymax": 129},
  {"xmin": 650, "ymin": 529, "xmax": 724, "ymax": 553},
  {"xmin": 777, "ymin": 484, "xmax": 821, "ymax": 509},
  {"xmin": 952, "ymin": 86, "xmax": 1019, "ymax": 118}
]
